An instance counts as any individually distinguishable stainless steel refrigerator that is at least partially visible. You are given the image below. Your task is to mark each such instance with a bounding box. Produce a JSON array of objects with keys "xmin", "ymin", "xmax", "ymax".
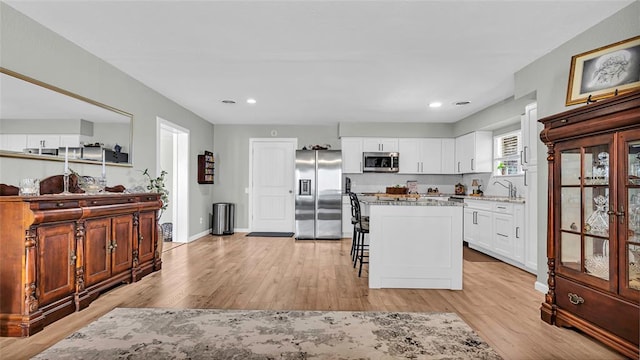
[{"xmin": 295, "ymin": 150, "xmax": 342, "ymax": 239}]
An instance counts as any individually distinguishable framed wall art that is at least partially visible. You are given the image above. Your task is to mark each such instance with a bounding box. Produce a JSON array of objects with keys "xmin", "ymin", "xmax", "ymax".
[{"xmin": 566, "ymin": 35, "xmax": 640, "ymax": 106}]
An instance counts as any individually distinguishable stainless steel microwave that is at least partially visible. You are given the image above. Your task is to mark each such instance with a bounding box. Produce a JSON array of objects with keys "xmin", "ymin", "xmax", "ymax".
[{"xmin": 363, "ymin": 152, "xmax": 399, "ymax": 172}]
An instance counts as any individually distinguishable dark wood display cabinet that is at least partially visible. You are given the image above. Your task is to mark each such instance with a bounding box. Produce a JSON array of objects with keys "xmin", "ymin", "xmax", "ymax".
[
  {"xmin": 198, "ymin": 150, "xmax": 215, "ymax": 184},
  {"xmin": 0, "ymin": 193, "xmax": 162, "ymax": 337},
  {"xmin": 539, "ymin": 90, "xmax": 640, "ymax": 358}
]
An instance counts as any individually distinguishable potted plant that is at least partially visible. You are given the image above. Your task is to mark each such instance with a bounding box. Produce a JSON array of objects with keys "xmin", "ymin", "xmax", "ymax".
[
  {"xmin": 142, "ymin": 169, "xmax": 169, "ymax": 244},
  {"xmin": 142, "ymin": 169, "xmax": 169, "ymax": 216},
  {"xmin": 497, "ymin": 162, "xmax": 506, "ymax": 175}
]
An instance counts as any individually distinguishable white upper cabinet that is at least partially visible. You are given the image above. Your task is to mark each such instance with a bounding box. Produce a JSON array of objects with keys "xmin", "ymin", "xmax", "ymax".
[
  {"xmin": 26, "ymin": 134, "xmax": 61, "ymax": 149},
  {"xmin": 0, "ymin": 134, "xmax": 27, "ymax": 152},
  {"xmin": 341, "ymin": 137, "xmax": 363, "ymax": 173},
  {"xmin": 454, "ymin": 131, "xmax": 492, "ymax": 173},
  {"xmin": 398, "ymin": 138, "xmax": 454, "ymax": 174},
  {"xmin": 520, "ymin": 102, "xmax": 538, "ymax": 167},
  {"xmin": 441, "ymin": 138, "xmax": 455, "ymax": 174},
  {"xmin": 362, "ymin": 138, "xmax": 398, "ymax": 152}
]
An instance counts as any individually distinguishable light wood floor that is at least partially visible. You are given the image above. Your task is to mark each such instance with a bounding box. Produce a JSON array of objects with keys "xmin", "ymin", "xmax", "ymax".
[{"xmin": 0, "ymin": 234, "xmax": 628, "ymax": 359}]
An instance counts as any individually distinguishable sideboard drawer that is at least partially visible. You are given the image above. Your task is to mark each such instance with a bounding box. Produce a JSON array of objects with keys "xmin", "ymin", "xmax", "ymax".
[
  {"xmin": 556, "ymin": 276, "xmax": 639, "ymax": 346},
  {"xmin": 31, "ymin": 200, "xmax": 79, "ymax": 210}
]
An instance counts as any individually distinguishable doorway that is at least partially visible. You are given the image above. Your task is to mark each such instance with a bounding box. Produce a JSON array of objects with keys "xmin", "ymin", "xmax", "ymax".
[
  {"xmin": 249, "ymin": 138, "xmax": 297, "ymax": 232},
  {"xmin": 157, "ymin": 117, "xmax": 189, "ymax": 243}
]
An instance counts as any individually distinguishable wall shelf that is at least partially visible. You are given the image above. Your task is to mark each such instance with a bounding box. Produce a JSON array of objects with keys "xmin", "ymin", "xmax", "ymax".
[{"xmin": 198, "ymin": 151, "xmax": 214, "ymax": 184}]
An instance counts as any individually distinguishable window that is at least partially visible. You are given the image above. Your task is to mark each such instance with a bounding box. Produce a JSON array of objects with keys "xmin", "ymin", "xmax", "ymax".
[{"xmin": 494, "ymin": 131, "xmax": 522, "ymax": 176}]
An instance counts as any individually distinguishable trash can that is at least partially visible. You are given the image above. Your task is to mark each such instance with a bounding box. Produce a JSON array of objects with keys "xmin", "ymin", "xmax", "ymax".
[{"xmin": 212, "ymin": 203, "xmax": 235, "ymax": 235}]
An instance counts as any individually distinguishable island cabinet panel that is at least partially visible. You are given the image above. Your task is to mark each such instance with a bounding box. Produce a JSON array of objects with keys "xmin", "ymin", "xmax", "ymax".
[{"xmin": 0, "ymin": 193, "xmax": 161, "ymax": 337}]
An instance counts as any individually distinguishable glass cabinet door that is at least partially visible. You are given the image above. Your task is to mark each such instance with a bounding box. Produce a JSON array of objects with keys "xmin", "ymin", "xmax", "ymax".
[
  {"xmin": 620, "ymin": 129, "xmax": 640, "ymax": 299},
  {"xmin": 557, "ymin": 136, "xmax": 614, "ymax": 290}
]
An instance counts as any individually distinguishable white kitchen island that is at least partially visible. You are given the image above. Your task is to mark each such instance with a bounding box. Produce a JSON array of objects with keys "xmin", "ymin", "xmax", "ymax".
[{"xmin": 361, "ymin": 198, "xmax": 464, "ymax": 290}]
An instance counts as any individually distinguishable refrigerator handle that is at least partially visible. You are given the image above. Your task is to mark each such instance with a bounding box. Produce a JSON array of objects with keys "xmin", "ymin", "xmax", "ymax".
[{"xmin": 299, "ymin": 179, "xmax": 312, "ymax": 195}]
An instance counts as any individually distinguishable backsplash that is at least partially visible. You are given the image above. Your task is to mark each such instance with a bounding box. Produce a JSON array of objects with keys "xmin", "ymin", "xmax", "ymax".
[
  {"xmin": 343, "ymin": 172, "xmax": 526, "ymax": 199},
  {"xmin": 461, "ymin": 173, "xmax": 526, "ymax": 198},
  {"xmin": 343, "ymin": 173, "xmax": 462, "ymax": 194}
]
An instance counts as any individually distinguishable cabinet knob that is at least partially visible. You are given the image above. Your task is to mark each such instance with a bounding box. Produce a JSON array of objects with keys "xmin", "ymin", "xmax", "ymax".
[{"xmin": 568, "ymin": 293, "xmax": 584, "ymax": 305}]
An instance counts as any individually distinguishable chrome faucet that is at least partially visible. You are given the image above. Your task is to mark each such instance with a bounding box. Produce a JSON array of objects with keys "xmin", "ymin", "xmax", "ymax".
[{"xmin": 494, "ymin": 180, "xmax": 517, "ymax": 198}]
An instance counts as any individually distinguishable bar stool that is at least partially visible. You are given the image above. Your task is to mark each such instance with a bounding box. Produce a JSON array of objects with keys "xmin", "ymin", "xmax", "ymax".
[{"xmin": 349, "ymin": 192, "xmax": 369, "ymax": 277}]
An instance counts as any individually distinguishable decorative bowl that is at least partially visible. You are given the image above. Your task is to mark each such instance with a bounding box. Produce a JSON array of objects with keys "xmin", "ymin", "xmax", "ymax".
[
  {"xmin": 78, "ymin": 176, "xmax": 104, "ymax": 194},
  {"xmin": 585, "ymin": 255, "xmax": 609, "ymax": 279}
]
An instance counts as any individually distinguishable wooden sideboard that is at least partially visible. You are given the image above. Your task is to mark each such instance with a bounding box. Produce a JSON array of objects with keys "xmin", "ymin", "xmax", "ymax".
[{"xmin": 0, "ymin": 193, "xmax": 162, "ymax": 337}]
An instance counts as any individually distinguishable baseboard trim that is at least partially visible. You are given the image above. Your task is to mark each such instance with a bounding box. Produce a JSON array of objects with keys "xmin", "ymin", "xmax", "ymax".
[
  {"xmin": 535, "ymin": 281, "xmax": 548, "ymax": 294},
  {"xmin": 189, "ymin": 229, "xmax": 211, "ymax": 242}
]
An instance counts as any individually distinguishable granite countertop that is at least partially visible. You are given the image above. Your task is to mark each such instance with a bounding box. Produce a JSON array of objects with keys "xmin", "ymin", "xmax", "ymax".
[
  {"xmin": 360, "ymin": 198, "xmax": 465, "ymax": 207},
  {"xmin": 452, "ymin": 195, "xmax": 526, "ymax": 204},
  {"xmin": 345, "ymin": 193, "xmax": 525, "ymax": 204}
]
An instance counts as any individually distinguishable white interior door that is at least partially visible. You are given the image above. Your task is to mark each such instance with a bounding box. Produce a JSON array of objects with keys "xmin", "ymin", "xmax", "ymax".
[
  {"xmin": 250, "ymin": 139, "xmax": 296, "ymax": 232},
  {"xmin": 157, "ymin": 117, "xmax": 189, "ymax": 243}
]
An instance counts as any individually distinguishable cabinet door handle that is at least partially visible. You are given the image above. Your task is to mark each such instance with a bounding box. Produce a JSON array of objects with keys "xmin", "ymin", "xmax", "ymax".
[
  {"xmin": 523, "ymin": 146, "xmax": 528, "ymax": 164},
  {"xmin": 458, "ymin": 162, "xmax": 461, "ymax": 173},
  {"xmin": 497, "ymin": 233, "xmax": 508, "ymax": 237},
  {"xmin": 618, "ymin": 205, "xmax": 625, "ymax": 224},
  {"xmin": 417, "ymin": 162, "xmax": 420, "ymax": 172},
  {"xmin": 568, "ymin": 293, "xmax": 584, "ymax": 305},
  {"xmin": 497, "ymin": 206, "xmax": 506, "ymax": 210},
  {"xmin": 520, "ymin": 150, "xmax": 524, "ymax": 165},
  {"xmin": 56, "ymin": 202, "xmax": 65, "ymax": 207},
  {"xmin": 515, "ymin": 227, "xmax": 520, "ymax": 238},
  {"xmin": 473, "ymin": 211, "xmax": 478, "ymax": 225},
  {"xmin": 471, "ymin": 158, "xmax": 474, "ymax": 171}
]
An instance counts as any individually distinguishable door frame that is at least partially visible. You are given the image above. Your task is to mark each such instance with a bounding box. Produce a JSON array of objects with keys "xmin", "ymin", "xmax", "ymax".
[
  {"xmin": 156, "ymin": 117, "xmax": 190, "ymax": 243},
  {"xmin": 248, "ymin": 138, "xmax": 297, "ymax": 232}
]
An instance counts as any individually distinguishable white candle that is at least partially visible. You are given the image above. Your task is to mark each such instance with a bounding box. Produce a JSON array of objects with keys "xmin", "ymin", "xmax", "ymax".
[
  {"xmin": 64, "ymin": 146, "xmax": 69, "ymax": 173},
  {"xmin": 101, "ymin": 149, "xmax": 106, "ymax": 178}
]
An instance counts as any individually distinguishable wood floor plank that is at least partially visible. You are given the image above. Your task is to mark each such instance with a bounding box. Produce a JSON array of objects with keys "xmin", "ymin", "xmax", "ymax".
[{"xmin": 0, "ymin": 234, "xmax": 627, "ymax": 360}]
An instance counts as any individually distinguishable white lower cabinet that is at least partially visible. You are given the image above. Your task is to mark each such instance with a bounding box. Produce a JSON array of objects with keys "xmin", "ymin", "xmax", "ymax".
[
  {"xmin": 463, "ymin": 200, "xmax": 493, "ymax": 248},
  {"xmin": 492, "ymin": 202, "xmax": 514, "ymax": 258},
  {"xmin": 342, "ymin": 196, "xmax": 353, "ymax": 238},
  {"xmin": 464, "ymin": 199, "xmax": 532, "ymax": 274}
]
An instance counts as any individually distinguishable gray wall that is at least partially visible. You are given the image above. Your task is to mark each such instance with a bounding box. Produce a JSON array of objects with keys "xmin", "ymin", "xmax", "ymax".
[
  {"xmin": 0, "ymin": 3, "xmax": 215, "ymax": 238},
  {"xmin": 212, "ymin": 124, "xmax": 339, "ymax": 228}
]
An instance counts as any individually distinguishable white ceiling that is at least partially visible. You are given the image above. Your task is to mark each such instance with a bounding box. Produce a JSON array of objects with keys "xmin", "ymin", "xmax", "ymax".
[{"xmin": 4, "ymin": 0, "xmax": 635, "ymax": 126}]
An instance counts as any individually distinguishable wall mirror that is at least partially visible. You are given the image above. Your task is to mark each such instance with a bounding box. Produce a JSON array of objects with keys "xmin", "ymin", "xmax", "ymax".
[{"xmin": 0, "ymin": 67, "xmax": 133, "ymax": 166}]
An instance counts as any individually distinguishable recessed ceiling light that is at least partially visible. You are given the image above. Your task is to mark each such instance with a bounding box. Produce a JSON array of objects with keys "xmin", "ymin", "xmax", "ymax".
[
  {"xmin": 221, "ymin": 100, "xmax": 236, "ymax": 104},
  {"xmin": 247, "ymin": 98, "xmax": 257, "ymax": 104},
  {"xmin": 429, "ymin": 102, "xmax": 442, "ymax": 108},
  {"xmin": 454, "ymin": 101, "xmax": 471, "ymax": 106}
]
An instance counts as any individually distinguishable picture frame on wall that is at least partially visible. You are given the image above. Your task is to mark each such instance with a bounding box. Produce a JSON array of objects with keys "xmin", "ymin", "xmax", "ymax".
[{"xmin": 566, "ymin": 35, "xmax": 640, "ymax": 106}]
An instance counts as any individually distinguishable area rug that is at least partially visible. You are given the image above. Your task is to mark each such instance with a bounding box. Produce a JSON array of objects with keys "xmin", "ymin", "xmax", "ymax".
[
  {"xmin": 33, "ymin": 308, "xmax": 502, "ymax": 359},
  {"xmin": 246, "ymin": 232, "xmax": 294, "ymax": 237}
]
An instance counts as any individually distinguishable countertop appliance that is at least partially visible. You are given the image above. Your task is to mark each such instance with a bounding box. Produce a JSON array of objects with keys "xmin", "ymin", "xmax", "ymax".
[
  {"xmin": 295, "ymin": 150, "xmax": 342, "ymax": 240},
  {"xmin": 363, "ymin": 152, "xmax": 399, "ymax": 173}
]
